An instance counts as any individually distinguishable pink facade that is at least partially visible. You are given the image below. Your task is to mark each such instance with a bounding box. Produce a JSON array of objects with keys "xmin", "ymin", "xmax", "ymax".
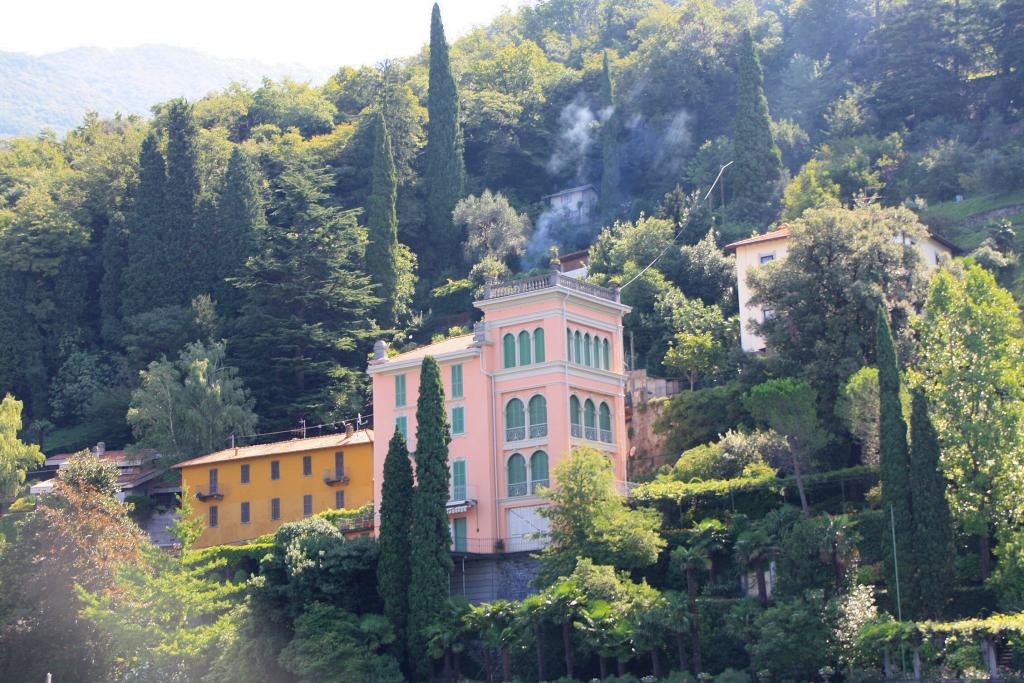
[{"xmin": 368, "ymin": 272, "xmax": 630, "ymax": 556}]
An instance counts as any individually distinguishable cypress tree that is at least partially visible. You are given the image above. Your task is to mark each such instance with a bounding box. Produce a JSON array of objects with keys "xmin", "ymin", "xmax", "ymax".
[
  {"xmin": 213, "ymin": 147, "xmax": 263, "ymax": 309},
  {"xmin": 365, "ymin": 111, "xmax": 400, "ymax": 327},
  {"xmin": 123, "ymin": 131, "xmax": 168, "ymax": 317},
  {"xmin": 730, "ymin": 29, "xmax": 781, "ymax": 225},
  {"xmin": 99, "ymin": 212, "xmax": 128, "ymax": 342},
  {"xmin": 423, "ymin": 3, "xmax": 465, "ymax": 278},
  {"xmin": 876, "ymin": 304, "xmax": 913, "ymax": 617},
  {"xmin": 599, "ymin": 51, "xmax": 622, "ymax": 215},
  {"xmin": 908, "ymin": 387, "xmax": 955, "ymax": 620},
  {"xmin": 377, "ymin": 430, "xmax": 414, "ymax": 670},
  {"xmin": 163, "ymin": 99, "xmax": 201, "ymax": 303},
  {"xmin": 407, "ymin": 355, "xmax": 452, "ymax": 674}
]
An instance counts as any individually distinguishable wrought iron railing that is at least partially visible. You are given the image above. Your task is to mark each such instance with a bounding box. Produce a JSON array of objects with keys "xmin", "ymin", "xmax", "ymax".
[
  {"xmin": 570, "ymin": 423, "xmax": 583, "ymax": 438},
  {"xmin": 323, "ymin": 469, "xmax": 349, "ymax": 486},
  {"xmin": 529, "ymin": 423, "xmax": 548, "ymax": 438},
  {"xmin": 507, "ymin": 481, "xmax": 528, "ymax": 498},
  {"xmin": 584, "ymin": 426, "xmax": 599, "ymax": 441},
  {"xmin": 599, "ymin": 428, "xmax": 613, "ymax": 443},
  {"xmin": 482, "ymin": 271, "xmax": 620, "ymax": 302},
  {"xmin": 505, "ymin": 426, "xmax": 526, "ymax": 442},
  {"xmin": 530, "ymin": 479, "xmax": 550, "ymax": 494}
]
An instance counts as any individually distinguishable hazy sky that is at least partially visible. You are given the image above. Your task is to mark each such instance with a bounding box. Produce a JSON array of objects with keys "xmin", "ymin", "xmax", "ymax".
[{"xmin": 2, "ymin": 0, "xmax": 530, "ymax": 69}]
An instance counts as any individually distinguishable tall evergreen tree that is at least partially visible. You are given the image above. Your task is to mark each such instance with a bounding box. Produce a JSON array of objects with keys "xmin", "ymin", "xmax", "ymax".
[
  {"xmin": 908, "ymin": 387, "xmax": 955, "ymax": 620},
  {"xmin": 123, "ymin": 131, "xmax": 168, "ymax": 317},
  {"xmin": 876, "ymin": 304, "xmax": 913, "ymax": 617},
  {"xmin": 365, "ymin": 111, "xmax": 400, "ymax": 327},
  {"xmin": 230, "ymin": 150, "xmax": 379, "ymax": 428},
  {"xmin": 407, "ymin": 356, "xmax": 452, "ymax": 677},
  {"xmin": 599, "ymin": 51, "xmax": 621, "ymax": 215},
  {"xmin": 730, "ymin": 29, "xmax": 781, "ymax": 225},
  {"xmin": 377, "ymin": 430, "xmax": 413, "ymax": 670},
  {"xmin": 212, "ymin": 148, "xmax": 263, "ymax": 309},
  {"xmin": 99, "ymin": 212, "xmax": 128, "ymax": 343},
  {"xmin": 423, "ymin": 3, "xmax": 465, "ymax": 279},
  {"xmin": 996, "ymin": 0, "xmax": 1024, "ymax": 109},
  {"xmin": 163, "ymin": 99, "xmax": 202, "ymax": 304}
]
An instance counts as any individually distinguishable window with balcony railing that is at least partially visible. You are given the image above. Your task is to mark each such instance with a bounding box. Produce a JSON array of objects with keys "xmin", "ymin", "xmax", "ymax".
[
  {"xmin": 507, "ymin": 453, "xmax": 527, "ymax": 497},
  {"xmin": 505, "ymin": 398, "xmax": 525, "ymax": 442},
  {"xmin": 528, "ymin": 394, "xmax": 547, "ymax": 439},
  {"xmin": 599, "ymin": 402, "xmax": 613, "ymax": 443}
]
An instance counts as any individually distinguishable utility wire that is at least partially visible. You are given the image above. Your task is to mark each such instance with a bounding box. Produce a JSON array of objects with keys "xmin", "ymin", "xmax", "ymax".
[
  {"xmin": 228, "ymin": 413, "xmax": 373, "ymax": 447},
  {"xmin": 619, "ymin": 160, "xmax": 733, "ymax": 291}
]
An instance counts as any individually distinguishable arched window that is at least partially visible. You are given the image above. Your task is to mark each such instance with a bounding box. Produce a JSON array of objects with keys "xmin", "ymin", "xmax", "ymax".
[
  {"xmin": 573, "ymin": 331, "xmax": 582, "ymax": 364},
  {"xmin": 566, "ymin": 328, "xmax": 572, "ymax": 360},
  {"xmin": 530, "ymin": 450, "xmax": 549, "ymax": 493},
  {"xmin": 534, "ymin": 328, "xmax": 545, "ymax": 363},
  {"xmin": 528, "ymin": 395, "xmax": 547, "ymax": 438},
  {"xmin": 503, "ymin": 334, "xmax": 516, "ymax": 368},
  {"xmin": 569, "ymin": 395, "xmax": 581, "ymax": 437},
  {"xmin": 507, "ymin": 453, "xmax": 527, "ymax": 497},
  {"xmin": 603, "ymin": 338, "xmax": 611, "ymax": 369},
  {"xmin": 505, "ymin": 399, "xmax": 525, "ymax": 442},
  {"xmin": 584, "ymin": 333, "xmax": 592, "ymax": 366},
  {"xmin": 599, "ymin": 402, "xmax": 612, "ymax": 442},
  {"xmin": 583, "ymin": 399, "xmax": 597, "ymax": 440},
  {"xmin": 518, "ymin": 330, "xmax": 532, "ymax": 365}
]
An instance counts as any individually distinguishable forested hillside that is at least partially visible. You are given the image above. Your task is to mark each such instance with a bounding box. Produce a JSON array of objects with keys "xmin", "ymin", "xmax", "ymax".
[
  {"xmin": 0, "ymin": 0, "xmax": 1022, "ymax": 457},
  {"xmin": 0, "ymin": 45, "xmax": 325, "ymax": 136}
]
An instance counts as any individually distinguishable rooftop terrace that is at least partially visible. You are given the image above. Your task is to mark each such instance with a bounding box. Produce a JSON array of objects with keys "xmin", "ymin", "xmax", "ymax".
[{"xmin": 481, "ymin": 271, "xmax": 620, "ymax": 303}]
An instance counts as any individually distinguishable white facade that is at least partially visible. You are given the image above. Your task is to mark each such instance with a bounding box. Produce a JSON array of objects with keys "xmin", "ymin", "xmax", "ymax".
[{"xmin": 544, "ymin": 185, "xmax": 599, "ymax": 225}]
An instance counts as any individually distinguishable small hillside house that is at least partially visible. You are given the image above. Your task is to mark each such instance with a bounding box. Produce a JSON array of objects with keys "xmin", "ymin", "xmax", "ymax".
[{"xmin": 543, "ymin": 184, "xmax": 599, "ymax": 226}]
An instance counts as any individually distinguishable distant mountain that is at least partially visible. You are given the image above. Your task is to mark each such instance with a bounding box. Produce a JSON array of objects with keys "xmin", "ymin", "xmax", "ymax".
[{"xmin": 0, "ymin": 44, "xmax": 330, "ymax": 137}]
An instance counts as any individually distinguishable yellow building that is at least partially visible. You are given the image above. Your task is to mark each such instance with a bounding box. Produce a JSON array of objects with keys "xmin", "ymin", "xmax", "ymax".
[{"xmin": 173, "ymin": 428, "xmax": 374, "ymax": 548}]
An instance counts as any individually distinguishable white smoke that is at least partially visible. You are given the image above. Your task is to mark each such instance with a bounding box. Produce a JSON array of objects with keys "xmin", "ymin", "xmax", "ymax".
[{"xmin": 546, "ymin": 95, "xmax": 613, "ymax": 180}]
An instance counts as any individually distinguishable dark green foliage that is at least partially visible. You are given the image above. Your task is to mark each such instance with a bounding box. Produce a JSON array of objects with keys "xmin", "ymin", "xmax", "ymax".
[
  {"xmin": 162, "ymin": 99, "xmax": 202, "ymax": 304},
  {"xmin": 599, "ymin": 51, "xmax": 622, "ymax": 215},
  {"xmin": 654, "ymin": 382, "xmax": 750, "ymax": 457},
  {"xmin": 908, "ymin": 387, "xmax": 955, "ymax": 619},
  {"xmin": 377, "ymin": 430, "xmax": 413, "ymax": 668},
  {"xmin": 252, "ymin": 517, "xmax": 382, "ymax": 627},
  {"xmin": 230, "ymin": 150, "xmax": 379, "ymax": 427},
  {"xmin": 730, "ymin": 30, "xmax": 781, "ymax": 225},
  {"xmin": 876, "ymin": 305, "xmax": 914, "ymax": 618},
  {"xmin": 365, "ymin": 111, "xmax": 400, "ymax": 327},
  {"xmin": 423, "ymin": 3, "xmax": 465, "ymax": 280},
  {"xmin": 211, "ymin": 147, "xmax": 262, "ymax": 309},
  {"xmin": 408, "ymin": 356, "xmax": 452, "ymax": 677},
  {"xmin": 122, "ymin": 131, "xmax": 167, "ymax": 316},
  {"xmin": 98, "ymin": 212, "xmax": 128, "ymax": 343},
  {"xmin": 997, "ymin": 0, "xmax": 1024, "ymax": 106}
]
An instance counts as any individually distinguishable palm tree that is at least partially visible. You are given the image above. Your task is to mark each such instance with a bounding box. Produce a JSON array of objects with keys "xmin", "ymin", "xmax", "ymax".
[
  {"xmin": 465, "ymin": 600, "xmax": 516, "ymax": 681},
  {"xmin": 692, "ymin": 518, "xmax": 729, "ymax": 585},
  {"xmin": 663, "ymin": 590, "xmax": 691, "ymax": 672},
  {"xmin": 516, "ymin": 595, "xmax": 547, "ymax": 682},
  {"xmin": 544, "ymin": 578, "xmax": 586, "ymax": 679},
  {"xmin": 818, "ymin": 514, "xmax": 860, "ymax": 593},
  {"xmin": 734, "ymin": 528, "xmax": 780, "ymax": 607},
  {"xmin": 425, "ymin": 599, "xmax": 470, "ymax": 682},
  {"xmin": 672, "ymin": 543, "xmax": 710, "ymax": 674}
]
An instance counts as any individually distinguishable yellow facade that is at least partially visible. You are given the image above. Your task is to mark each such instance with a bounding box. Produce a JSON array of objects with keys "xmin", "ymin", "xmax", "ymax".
[{"xmin": 174, "ymin": 429, "xmax": 374, "ymax": 548}]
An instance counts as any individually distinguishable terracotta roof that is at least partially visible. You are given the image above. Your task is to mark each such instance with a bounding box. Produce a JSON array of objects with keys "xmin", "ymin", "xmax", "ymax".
[
  {"xmin": 44, "ymin": 449, "xmax": 157, "ymax": 469},
  {"xmin": 724, "ymin": 226, "xmax": 790, "ymax": 251},
  {"xmin": 173, "ymin": 429, "xmax": 373, "ymax": 469},
  {"xmin": 379, "ymin": 334, "xmax": 477, "ymax": 364}
]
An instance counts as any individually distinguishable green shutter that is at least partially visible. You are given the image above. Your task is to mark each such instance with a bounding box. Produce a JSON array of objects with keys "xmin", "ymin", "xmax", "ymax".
[
  {"xmin": 603, "ymin": 338, "xmax": 610, "ymax": 369},
  {"xmin": 584, "ymin": 400, "xmax": 596, "ymax": 428},
  {"xmin": 507, "ymin": 453, "xmax": 527, "ymax": 497},
  {"xmin": 503, "ymin": 334, "xmax": 516, "ymax": 368},
  {"xmin": 528, "ymin": 395, "xmax": 546, "ymax": 426},
  {"xmin": 451, "ymin": 364, "xmax": 463, "ymax": 398},
  {"xmin": 518, "ymin": 330, "xmax": 532, "ymax": 365},
  {"xmin": 396, "ymin": 416, "xmax": 408, "ymax": 439},
  {"xmin": 570, "ymin": 396, "xmax": 581, "ymax": 425},
  {"xmin": 453, "ymin": 517, "xmax": 468, "ymax": 552},
  {"xmin": 452, "ymin": 406, "xmax": 465, "ymax": 434},
  {"xmin": 505, "ymin": 399, "xmax": 525, "ymax": 428},
  {"xmin": 600, "ymin": 402, "xmax": 611, "ymax": 431},
  {"xmin": 395, "ymin": 374, "xmax": 406, "ymax": 407},
  {"xmin": 534, "ymin": 328, "xmax": 545, "ymax": 362},
  {"xmin": 452, "ymin": 459, "xmax": 466, "ymax": 489},
  {"xmin": 530, "ymin": 451, "xmax": 549, "ymax": 484}
]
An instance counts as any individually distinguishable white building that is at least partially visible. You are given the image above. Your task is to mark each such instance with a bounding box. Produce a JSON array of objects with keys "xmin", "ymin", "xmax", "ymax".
[
  {"xmin": 725, "ymin": 225, "xmax": 956, "ymax": 352},
  {"xmin": 543, "ymin": 184, "xmax": 599, "ymax": 225}
]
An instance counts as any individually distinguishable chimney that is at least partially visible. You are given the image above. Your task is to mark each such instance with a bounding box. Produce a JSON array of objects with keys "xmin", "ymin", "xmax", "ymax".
[
  {"xmin": 372, "ymin": 339, "xmax": 389, "ymax": 362},
  {"xmin": 345, "ymin": 422, "xmax": 354, "ymax": 437}
]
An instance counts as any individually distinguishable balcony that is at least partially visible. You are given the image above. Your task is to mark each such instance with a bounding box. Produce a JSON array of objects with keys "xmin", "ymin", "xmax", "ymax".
[
  {"xmin": 570, "ymin": 423, "xmax": 583, "ymax": 438},
  {"xmin": 505, "ymin": 426, "xmax": 526, "ymax": 442},
  {"xmin": 529, "ymin": 479, "xmax": 550, "ymax": 494},
  {"xmin": 448, "ymin": 485, "xmax": 477, "ymax": 514},
  {"xmin": 528, "ymin": 423, "xmax": 548, "ymax": 439},
  {"xmin": 584, "ymin": 426, "xmax": 599, "ymax": 441},
  {"xmin": 599, "ymin": 428, "xmax": 613, "ymax": 443},
  {"xmin": 450, "ymin": 534, "xmax": 551, "ymax": 555},
  {"xmin": 508, "ymin": 479, "xmax": 549, "ymax": 498},
  {"xmin": 323, "ymin": 470, "xmax": 349, "ymax": 486},
  {"xmin": 482, "ymin": 271, "xmax": 620, "ymax": 303},
  {"xmin": 195, "ymin": 487, "xmax": 224, "ymax": 502}
]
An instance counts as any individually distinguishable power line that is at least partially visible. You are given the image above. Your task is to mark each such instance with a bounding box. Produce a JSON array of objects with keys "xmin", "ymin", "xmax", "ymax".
[
  {"xmin": 619, "ymin": 160, "xmax": 733, "ymax": 292},
  {"xmin": 228, "ymin": 413, "xmax": 373, "ymax": 447}
]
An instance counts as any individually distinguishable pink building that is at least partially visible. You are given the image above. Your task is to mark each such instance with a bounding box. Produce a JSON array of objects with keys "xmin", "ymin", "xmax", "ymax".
[{"xmin": 368, "ymin": 272, "xmax": 630, "ymax": 601}]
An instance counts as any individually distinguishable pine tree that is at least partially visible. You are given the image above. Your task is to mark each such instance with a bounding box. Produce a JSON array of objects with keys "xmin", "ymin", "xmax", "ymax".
[
  {"xmin": 599, "ymin": 51, "xmax": 622, "ymax": 216},
  {"xmin": 423, "ymin": 3, "xmax": 465, "ymax": 279},
  {"xmin": 212, "ymin": 148, "xmax": 263, "ymax": 309},
  {"xmin": 730, "ymin": 29, "xmax": 781, "ymax": 225},
  {"xmin": 908, "ymin": 387, "xmax": 955, "ymax": 620},
  {"xmin": 163, "ymin": 99, "xmax": 201, "ymax": 304},
  {"xmin": 876, "ymin": 304, "xmax": 914, "ymax": 617},
  {"xmin": 123, "ymin": 131, "xmax": 168, "ymax": 317},
  {"xmin": 997, "ymin": 0, "xmax": 1024, "ymax": 108},
  {"xmin": 377, "ymin": 430, "xmax": 413, "ymax": 670},
  {"xmin": 365, "ymin": 111, "xmax": 400, "ymax": 327},
  {"xmin": 407, "ymin": 355, "xmax": 452, "ymax": 676}
]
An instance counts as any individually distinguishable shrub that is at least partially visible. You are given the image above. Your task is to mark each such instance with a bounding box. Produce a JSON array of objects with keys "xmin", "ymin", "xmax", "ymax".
[
  {"xmin": 669, "ymin": 430, "xmax": 785, "ymax": 483},
  {"xmin": 715, "ymin": 668, "xmax": 751, "ymax": 683},
  {"xmin": 655, "ymin": 382, "xmax": 751, "ymax": 457}
]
